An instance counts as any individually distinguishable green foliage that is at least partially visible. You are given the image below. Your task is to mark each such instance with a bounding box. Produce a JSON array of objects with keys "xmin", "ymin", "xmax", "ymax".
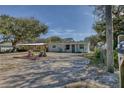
[
  {"xmin": 93, "ymin": 16, "xmax": 124, "ymax": 49},
  {"xmin": 94, "ymin": 48, "xmax": 101, "ymax": 58},
  {"xmin": 114, "ymin": 50, "xmax": 119, "ymax": 68},
  {"xmin": 0, "ymin": 15, "xmax": 48, "ymax": 47},
  {"xmin": 84, "ymin": 48, "xmax": 101, "ymax": 65},
  {"xmin": 36, "ymin": 36, "xmax": 63, "ymax": 43},
  {"xmin": 91, "ymin": 48, "xmax": 101, "ymax": 64},
  {"xmin": 93, "ymin": 6, "xmax": 124, "ymax": 49},
  {"xmin": 85, "ymin": 48, "xmax": 119, "ymax": 69},
  {"xmin": 93, "ymin": 21, "xmax": 106, "ymax": 42},
  {"xmin": 84, "ymin": 35, "xmax": 101, "ymax": 51},
  {"xmin": 36, "ymin": 36, "xmax": 75, "ymax": 43},
  {"xmin": 45, "ymin": 36, "xmax": 63, "ymax": 43}
]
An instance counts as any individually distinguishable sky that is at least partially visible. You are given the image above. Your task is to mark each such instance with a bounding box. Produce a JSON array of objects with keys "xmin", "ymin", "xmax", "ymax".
[{"xmin": 0, "ymin": 5, "xmax": 96, "ymax": 41}]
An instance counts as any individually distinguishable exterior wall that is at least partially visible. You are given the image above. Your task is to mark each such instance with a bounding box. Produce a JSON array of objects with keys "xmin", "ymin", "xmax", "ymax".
[
  {"xmin": 48, "ymin": 42, "xmax": 90, "ymax": 53},
  {"xmin": 48, "ymin": 43, "xmax": 65, "ymax": 52},
  {"xmin": 81, "ymin": 43, "xmax": 90, "ymax": 53}
]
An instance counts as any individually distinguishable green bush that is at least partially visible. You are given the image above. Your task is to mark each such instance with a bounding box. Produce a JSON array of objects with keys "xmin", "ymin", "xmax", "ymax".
[
  {"xmin": 92, "ymin": 48, "xmax": 101, "ymax": 64},
  {"xmin": 84, "ymin": 48, "xmax": 119, "ymax": 69},
  {"xmin": 84, "ymin": 48, "xmax": 101, "ymax": 65},
  {"xmin": 93, "ymin": 49, "xmax": 119, "ymax": 68},
  {"xmin": 114, "ymin": 50, "xmax": 119, "ymax": 68},
  {"xmin": 94, "ymin": 48, "xmax": 101, "ymax": 59}
]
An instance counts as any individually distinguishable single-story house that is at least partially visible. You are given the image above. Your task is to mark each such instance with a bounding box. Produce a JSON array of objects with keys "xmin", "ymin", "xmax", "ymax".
[
  {"xmin": 47, "ymin": 42, "xmax": 90, "ymax": 53},
  {"xmin": 0, "ymin": 42, "xmax": 90, "ymax": 53}
]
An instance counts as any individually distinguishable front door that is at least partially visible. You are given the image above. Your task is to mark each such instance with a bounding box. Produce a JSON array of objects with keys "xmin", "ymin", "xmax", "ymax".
[{"xmin": 72, "ymin": 44, "xmax": 75, "ymax": 53}]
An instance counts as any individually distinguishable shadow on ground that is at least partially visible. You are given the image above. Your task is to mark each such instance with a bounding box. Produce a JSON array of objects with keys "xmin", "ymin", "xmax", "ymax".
[
  {"xmin": 0, "ymin": 53, "xmax": 119, "ymax": 88},
  {"xmin": 0, "ymin": 59, "xmax": 90, "ymax": 88}
]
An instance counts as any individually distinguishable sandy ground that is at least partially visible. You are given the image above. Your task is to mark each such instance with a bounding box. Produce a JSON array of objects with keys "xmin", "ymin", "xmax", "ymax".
[{"xmin": 0, "ymin": 52, "xmax": 119, "ymax": 88}]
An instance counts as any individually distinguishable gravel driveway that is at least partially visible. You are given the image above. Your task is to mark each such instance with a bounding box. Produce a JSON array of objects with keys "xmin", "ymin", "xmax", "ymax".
[{"xmin": 0, "ymin": 52, "xmax": 119, "ymax": 88}]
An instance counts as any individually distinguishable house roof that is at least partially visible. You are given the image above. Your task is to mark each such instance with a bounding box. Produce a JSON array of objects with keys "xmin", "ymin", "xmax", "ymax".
[{"xmin": 17, "ymin": 43, "xmax": 47, "ymax": 46}]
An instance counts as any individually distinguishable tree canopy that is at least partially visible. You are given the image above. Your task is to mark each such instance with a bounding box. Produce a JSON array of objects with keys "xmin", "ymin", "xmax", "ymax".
[
  {"xmin": 93, "ymin": 5, "xmax": 124, "ymax": 49},
  {"xmin": 36, "ymin": 36, "xmax": 75, "ymax": 43},
  {"xmin": 0, "ymin": 15, "xmax": 48, "ymax": 48},
  {"xmin": 84, "ymin": 35, "xmax": 101, "ymax": 51}
]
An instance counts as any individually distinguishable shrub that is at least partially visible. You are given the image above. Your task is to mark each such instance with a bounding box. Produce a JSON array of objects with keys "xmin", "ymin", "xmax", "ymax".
[
  {"xmin": 84, "ymin": 48, "xmax": 101, "ymax": 65},
  {"xmin": 92, "ymin": 48, "xmax": 101, "ymax": 64},
  {"xmin": 114, "ymin": 50, "xmax": 119, "ymax": 68},
  {"xmin": 84, "ymin": 48, "xmax": 119, "ymax": 69}
]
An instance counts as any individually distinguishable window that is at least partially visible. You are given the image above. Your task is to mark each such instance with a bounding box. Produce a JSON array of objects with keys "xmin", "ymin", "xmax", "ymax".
[
  {"xmin": 80, "ymin": 44, "xmax": 84, "ymax": 49},
  {"xmin": 52, "ymin": 45, "xmax": 56, "ymax": 48},
  {"xmin": 66, "ymin": 45, "xmax": 70, "ymax": 50}
]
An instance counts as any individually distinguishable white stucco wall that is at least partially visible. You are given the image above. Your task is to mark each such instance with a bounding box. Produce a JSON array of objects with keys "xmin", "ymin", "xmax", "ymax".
[
  {"xmin": 48, "ymin": 43, "xmax": 65, "ymax": 52},
  {"xmin": 48, "ymin": 42, "xmax": 90, "ymax": 53}
]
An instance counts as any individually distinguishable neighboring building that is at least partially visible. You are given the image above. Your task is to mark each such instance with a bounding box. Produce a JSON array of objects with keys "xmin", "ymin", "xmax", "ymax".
[
  {"xmin": 17, "ymin": 43, "xmax": 47, "ymax": 51},
  {"xmin": 48, "ymin": 42, "xmax": 90, "ymax": 53},
  {"xmin": 0, "ymin": 42, "xmax": 13, "ymax": 52}
]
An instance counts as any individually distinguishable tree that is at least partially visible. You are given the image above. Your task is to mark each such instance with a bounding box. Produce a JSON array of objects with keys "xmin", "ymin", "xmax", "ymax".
[
  {"xmin": 93, "ymin": 5, "xmax": 124, "ymax": 73},
  {"xmin": 0, "ymin": 15, "xmax": 48, "ymax": 51},
  {"xmin": 35, "ymin": 36, "xmax": 63, "ymax": 43},
  {"xmin": 93, "ymin": 6, "xmax": 124, "ymax": 49},
  {"xmin": 63, "ymin": 38, "xmax": 74, "ymax": 42},
  {"xmin": 36, "ymin": 36, "xmax": 75, "ymax": 43},
  {"xmin": 35, "ymin": 38, "xmax": 47, "ymax": 43},
  {"xmin": 84, "ymin": 35, "xmax": 101, "ymax": 51},
  {"xmin": 46, "ymin": 36, "xmax": 63, "ymax": 43},
  {"xmin": 105, "ymin": 6, "xmax": 114, "ymax": 73},
  {"xmin": 93, "ymin": 6, "xmax": 116, "ymax": 73}
]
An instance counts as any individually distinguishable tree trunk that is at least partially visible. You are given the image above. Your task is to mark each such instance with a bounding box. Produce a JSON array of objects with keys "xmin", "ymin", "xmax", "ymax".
[
  {"xmin": 11, "ymin": 41, "xmax": 17, "ymax": 52},
  {"xmin": 105, "ymin": 5, "xmax": 114, "ymax": 73}
]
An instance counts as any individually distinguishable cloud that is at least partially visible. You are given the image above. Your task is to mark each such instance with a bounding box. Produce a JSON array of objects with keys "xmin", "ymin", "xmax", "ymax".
[
  {"xmin": 83, "ymin": 12, "xmax": 94, "ymax": 18},
  {"xmin": 49, "ymin": 29, "xmax": 56, "ymax": 32},
  {"xmin": 49, "ymin": 28, "xmax": 75, "ymax": 34},
  {"xmin": 64, "ymin": 29, "xmax": 75, "ymax": 33},
  {"xmin": 45, "ymin": 22, "xmax": 52, "ymax": 26}
]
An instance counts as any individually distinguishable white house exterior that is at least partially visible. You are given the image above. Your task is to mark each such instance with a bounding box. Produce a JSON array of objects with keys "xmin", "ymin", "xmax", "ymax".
[{"xmin": 48, "ymin": 42, "xmax": 90, "ymax": 53}]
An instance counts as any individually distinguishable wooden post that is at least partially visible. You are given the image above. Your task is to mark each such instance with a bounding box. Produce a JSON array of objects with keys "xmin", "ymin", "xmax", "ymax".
[
  {"xmin": 118, "ymin": 53, "xmax": 124, "ymax": 88},
  {"xmin": 120, "ymin": 60, "xmax": 124, "ymax": 88},
  {"xmin": 118, "ymin": 35, "xmax": 124, "ymax": 88},
  {"xmin": 105, "ymin": 5, "xmax": 114, "ymax": 73}
]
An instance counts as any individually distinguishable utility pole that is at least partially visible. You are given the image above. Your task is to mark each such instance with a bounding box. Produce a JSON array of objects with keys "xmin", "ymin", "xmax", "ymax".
[{"xmin": 105, "ymin": 5, "xmax": 114, "ymax": 73}]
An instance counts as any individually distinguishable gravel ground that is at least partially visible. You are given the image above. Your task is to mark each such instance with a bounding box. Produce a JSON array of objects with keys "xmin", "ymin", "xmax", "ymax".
[{"xmin": 0, "ymin": 52, "xmax": 119, "ymax": 88}]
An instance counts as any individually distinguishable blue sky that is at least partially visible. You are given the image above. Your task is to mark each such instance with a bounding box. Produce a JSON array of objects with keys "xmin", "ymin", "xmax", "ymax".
[{"xmin": 0, "ymin": 5, "xmax": 96, "ymax": 41}]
